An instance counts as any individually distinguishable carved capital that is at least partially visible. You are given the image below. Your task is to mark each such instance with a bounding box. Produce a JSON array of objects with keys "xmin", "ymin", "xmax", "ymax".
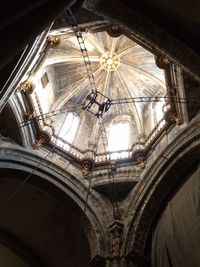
[
  {"xmin": 155, "ymin": 55, "xmax": 170, "ymax": 69},
  {"xmin": 132, "ymin": 149, "xmax": 146, "ymax": 169},
  {"xmin": 164, "ymin": 110, "xmax": 183, "ymax": 125},
  {"xmin": 32, "ymin": 131, "xmax": 51, "ymax": 149},
  {"xmin": 17, "ymin": 81, "xmax": 34, "ymax": 94},
  {"xmin": 24, "ymin": 111, "xmax": 36, "ymax": 121},
  {"xmin": 107, "ymin": 24, "xmax": 122, "ymax": 38},
  {"xmin": 136, "ymin": 156, "xmax": 146, "ymax": 169},
  {"xmin": 32, "ymin": 136, "xmax": 45, "ymax": 149},
  {"xmin": 81, "ymin": 158, "xmax": 94, "ymax": 178},
  {"xmin": 47, "ymin": 35, "xmax": 60, "ymax": 46}
]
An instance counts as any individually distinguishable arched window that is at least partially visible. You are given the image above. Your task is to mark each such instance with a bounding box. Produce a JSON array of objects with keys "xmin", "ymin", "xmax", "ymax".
[
  {"xmin": 59, "ymin": 112, "xmax": 79, "ymax": 143},
  {"xmin": 154, "ymin": 101, "xmax": 164, "ymax": 123},
  {"xmin": 108, "ymin": 121, "xmax": 130, "ymax": 151}
]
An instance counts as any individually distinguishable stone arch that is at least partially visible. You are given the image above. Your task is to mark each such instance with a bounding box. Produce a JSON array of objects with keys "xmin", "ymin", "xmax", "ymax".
[
  {"xmin": 8, "ymin": 94, "xmax": 34, "ymax": 147},
  {"xmin": 0, "ymin": 146, "xmax": 112, "ymax": 261},
  {"xmin": 0, "ymin": 100, "xmax": 24, "ymax": 146},
  {"xmin": 0, "ymin": 230, "xmax": 40, "ymax": 267},
  {"xmin": 123, "ymin": 116, "xmax": 200, "ymax": 261}
]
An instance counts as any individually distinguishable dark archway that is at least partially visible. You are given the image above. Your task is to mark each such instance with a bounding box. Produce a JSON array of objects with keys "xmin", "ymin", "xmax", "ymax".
[
  {"xmin": 0, "ymin": 103, "xmax": 23, "ymax": 146},
  {"xmin": 0, "ymin": 168, "xmax": 91, "ymax": 267}
]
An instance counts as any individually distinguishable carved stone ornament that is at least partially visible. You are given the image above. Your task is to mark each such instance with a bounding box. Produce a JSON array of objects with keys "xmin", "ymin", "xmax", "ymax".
[
  {"xmin": 17, "ymin": 81, "xmax": 34, "ymax": 94},
  {"xmin": 100, "ymin": 51, "xmax": 120, "ymax": 72},
  {"xmin": 136, "ymin": 155, "xmax": 146, "ymax": 169},
  {"xmin": 32, "ymin": 135, "xmax": 45, "ymax": 149},
  {"xmin": 24, "ymin": 111, "xmax": 36, "ymax": 121},
  {"xmin": 132, "ymin": 149, "xmax": 147, "ymax": 170},
  {"xmin": 109, "ymin": 221, "xmax": 124, "ymax": 258},
  {"xmin": 47, "ymin": 35, "xmax": 60, "ymax": 46},
  {"xmin": 107, "ymin": 24, "xmax": 122, "ymax": 38},
  {"xmin": 111, "ymin": 234, "xmax": 121, "ymax": 258},
  {"xmin": 164, "ymin": 109, "xmax": 182, "ymax": 125},
  {"xmin": 81, "ymin": 159, "xmax": 94, "ymax": 178},
  {"xmin": 32, "ymin": 131, "xmax": 51, "ymax": 149},
  {"xmin": 155, "ymin": 55, "xmax": 170, "ymax": 69}
]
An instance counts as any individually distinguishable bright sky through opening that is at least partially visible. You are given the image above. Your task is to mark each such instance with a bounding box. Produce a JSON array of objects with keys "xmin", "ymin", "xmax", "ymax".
[
  {"xmin": 108, "ymin": 122, "xmax": 129, "ymax": 151},
  {"xmin": 59, "ymin": 113, "xmax": 79, "ymax": 143}
]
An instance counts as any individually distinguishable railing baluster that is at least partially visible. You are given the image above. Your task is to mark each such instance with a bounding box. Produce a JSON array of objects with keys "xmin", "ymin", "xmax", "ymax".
[{"xmin": 50, "ymin": 118, "xmax": 167, "ymax": 163}]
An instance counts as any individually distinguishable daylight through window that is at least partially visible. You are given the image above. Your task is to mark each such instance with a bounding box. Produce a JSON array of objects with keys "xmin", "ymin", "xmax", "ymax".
[
  {"xmin": 155, "ymin": 101, "xmax": 164, "ymax": 123},
  {"xmin": 59, "ymin": 113, "xmax": 79, "ymax": 144},
  {"xmin": 108, "ymin": 122, "xmax": 129, "ymax": 151}
]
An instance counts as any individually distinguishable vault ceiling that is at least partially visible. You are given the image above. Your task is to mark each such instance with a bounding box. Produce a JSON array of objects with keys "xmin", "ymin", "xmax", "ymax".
[
  {"xmin": 45, "ymin": 31, "xmax": 166, "ymax": 110},
  {"xmin": 32, "ymin": 27, "xmax": 167, "ymax": 150},
  {"xmin": 35, "ymin": 31, "xmax": 166, "ymax": 133}
]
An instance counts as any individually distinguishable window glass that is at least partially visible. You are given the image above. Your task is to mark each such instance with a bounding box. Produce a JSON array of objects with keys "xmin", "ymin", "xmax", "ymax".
[
  {"xmin": 108, "ymin": 122, "xmax": 129, "ymax": 151},
  {"xmin": 59, "ymin": 113, "xmax": 79, "ymax": 143},
  {"xmin": 155, "ymin": 101, "xmax": 164, "ymax": 123},
  {"xmin": 41, "ymin": 72, "xmax": 49, "ymax": 88}
]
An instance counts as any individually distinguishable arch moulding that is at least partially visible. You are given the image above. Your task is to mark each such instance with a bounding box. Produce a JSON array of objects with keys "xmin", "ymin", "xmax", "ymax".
[
  {"xmin": 0, "ymin": 145, "xmax": 112, "ymax": 260},
  {"xmin": 123, "ymin": 116, "xmax": 200, "ymax": 261}
]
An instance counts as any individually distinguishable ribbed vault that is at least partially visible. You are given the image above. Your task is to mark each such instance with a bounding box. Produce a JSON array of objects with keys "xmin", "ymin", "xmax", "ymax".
[{"xmin": 33, "ymin": 29, "xmax": 166, "ymax": 150}]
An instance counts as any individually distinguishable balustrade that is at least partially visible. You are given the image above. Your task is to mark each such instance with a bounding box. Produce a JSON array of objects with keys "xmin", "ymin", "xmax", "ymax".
[
  {"xmin": 46, "ymin": 118, "xmax": 168, "ymax": 163},
  {"xmin": 145, "ymin": 118, "xmax": 166, "ymax": 146}
]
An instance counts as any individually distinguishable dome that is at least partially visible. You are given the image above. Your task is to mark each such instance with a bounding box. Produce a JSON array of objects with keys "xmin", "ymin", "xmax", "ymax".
[{"xmin": 26, "ymin": 28, "xmax": 167, "ymax": 158}]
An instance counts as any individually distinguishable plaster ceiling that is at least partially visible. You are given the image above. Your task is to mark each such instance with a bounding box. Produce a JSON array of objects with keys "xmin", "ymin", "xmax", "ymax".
[
  {"xmin": 46, "ymin": 31, "xmax": 166, "ymax": 107},
  {"xmin": 33, "ymin": 28, "xmax": 167, "ymax": 148}
]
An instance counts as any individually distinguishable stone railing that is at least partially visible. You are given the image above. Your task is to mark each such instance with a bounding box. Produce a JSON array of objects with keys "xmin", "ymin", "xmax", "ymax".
[
  {"xmin": 95, "ymin": 149, "xmax": 132, "ymax": 162},
  {"xmin": 51, "ymin": 135, "xmax": 85, "ymax": 159},
  {"xmin": 50, "ymin": 118, "xmax": 167, "ymax": 163},
  {"xmin": 145, "ymin": 118, "xmax": 166, "ymax": 146}
]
